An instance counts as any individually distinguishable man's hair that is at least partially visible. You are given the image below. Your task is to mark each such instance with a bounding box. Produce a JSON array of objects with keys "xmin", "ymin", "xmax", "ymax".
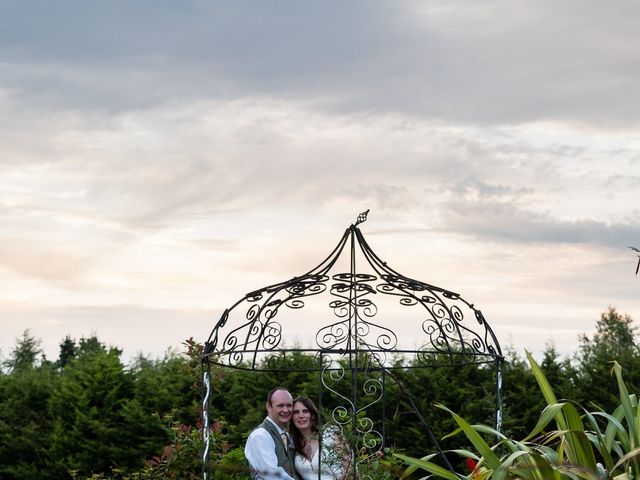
[{"xmin": 266, "ymin": 387, "xmax": 290, "ymax": 405}]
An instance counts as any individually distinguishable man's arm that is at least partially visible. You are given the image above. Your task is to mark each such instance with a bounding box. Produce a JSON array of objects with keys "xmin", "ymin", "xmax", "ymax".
[{"xmin": 244, "ymin": 428, "xmax": 295, "ymax": 480}]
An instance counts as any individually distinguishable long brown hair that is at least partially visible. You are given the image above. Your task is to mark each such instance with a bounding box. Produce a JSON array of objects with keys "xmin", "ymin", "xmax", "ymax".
[{"xmin": 289, "ymin": 396, "xmax": 320, "ymax": 460}]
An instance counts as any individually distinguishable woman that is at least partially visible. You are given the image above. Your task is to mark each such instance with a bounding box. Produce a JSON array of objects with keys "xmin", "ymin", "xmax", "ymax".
[{"xmin": 290, "ymin": 396, "xmax": 350, "ymax": 480}]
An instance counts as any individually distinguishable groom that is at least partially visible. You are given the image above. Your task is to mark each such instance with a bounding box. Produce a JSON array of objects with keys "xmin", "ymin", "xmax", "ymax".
[{"xmin": 244, "ymin": 387, "xmax": 300, "ymax": 480}]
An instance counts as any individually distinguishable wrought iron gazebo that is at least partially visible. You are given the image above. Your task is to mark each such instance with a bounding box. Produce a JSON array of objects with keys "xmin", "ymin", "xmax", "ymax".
[{"xmin": 201, "ymin": 211, "xmax": 503, "ymax": 479}]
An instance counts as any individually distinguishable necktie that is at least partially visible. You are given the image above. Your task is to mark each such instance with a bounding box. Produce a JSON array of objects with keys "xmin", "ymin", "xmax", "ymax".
[{"xmin": 280, "ymin": 431, "xmax": 289, "ymax": 448}]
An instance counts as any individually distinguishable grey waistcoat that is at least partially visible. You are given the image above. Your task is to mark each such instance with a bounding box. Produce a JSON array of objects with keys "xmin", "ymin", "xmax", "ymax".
[{"xmin": 250, "ymin": 419, "xmax": 299, "ymax": 480}]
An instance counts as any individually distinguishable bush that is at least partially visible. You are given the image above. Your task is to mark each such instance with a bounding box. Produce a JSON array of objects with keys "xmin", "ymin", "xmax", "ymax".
[{"xmin": 397, "ymin": 352, "xmax": 640, "ymax": 480}]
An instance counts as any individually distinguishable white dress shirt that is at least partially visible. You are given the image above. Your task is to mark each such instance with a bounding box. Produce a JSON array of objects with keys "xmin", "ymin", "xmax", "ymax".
[{"xmin": 244, "ymin": 417, "xmax": 295, "ymax": 480}]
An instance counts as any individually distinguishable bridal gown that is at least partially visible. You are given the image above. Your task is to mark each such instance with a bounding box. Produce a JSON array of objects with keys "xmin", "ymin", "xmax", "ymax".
[{"xmin": 294, "ymin": 435, "xmax": 344, "ymax": 480}]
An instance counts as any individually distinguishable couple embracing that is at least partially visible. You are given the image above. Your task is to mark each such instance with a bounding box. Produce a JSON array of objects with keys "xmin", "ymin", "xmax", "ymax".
[{"xmin": 244, "ymin": 387, "xmax": 351, "ymax": 480}]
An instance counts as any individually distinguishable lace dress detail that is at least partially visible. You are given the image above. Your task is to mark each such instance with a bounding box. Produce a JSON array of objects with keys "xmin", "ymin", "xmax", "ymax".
[{"xmin": 294, "ymin": 434, "xmax": 343, "ymax": 480}]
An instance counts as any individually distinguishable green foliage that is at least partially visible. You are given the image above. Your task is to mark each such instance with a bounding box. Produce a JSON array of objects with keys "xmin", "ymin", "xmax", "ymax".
[
  {"xmin": 49, "ymin": 338, "xmax": 143, "ymax": 477},
  {"xmin": 56, "ymin": 335, "xmax": 78, "ymax": 369},
  {"xmin": 574, "ymin": 307, "xmax": 640, "ymax": 412},
  {"xmin": 136, "ymin": 419, "xmax": 203, "ymax": 479},
  {"xmin": 396, "ymin": 351, "xmax": 640, "ymax": 480},
  {"xmin": 3, "ymin": 329, "xmax": 45, "ymax": 372},
  {"xmin": 357, "ymin": 449, "xmax": 405, "ymax": 480},
  {"xmin": 1, "ymin": 307, "xmax": 638, "ymax": 480},
  {"xmin": 211, "ymin": 446, "xmax": 250, "ymax": 480},
  {"xmin": 374, "ymin": 355, "xmax": 498, "ymax": 459},
  {"xmin": 0, "ymin": 334, "xmax": 202, "ymax": 480},
  {"xmin": 0, "ymin": 350, "xmax": 55, "ymax": 479},
  {"xmin": 69, "ymin": 416, "xmax": 203, "ymax": 480}
]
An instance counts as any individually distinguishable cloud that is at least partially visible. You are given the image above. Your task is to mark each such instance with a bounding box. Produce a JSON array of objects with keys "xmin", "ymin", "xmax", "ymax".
[
  {"xmin": 0, "ymin": 238, "xmax": 94, "ymax": 283},
  {"xmin": 438, "ymin": 195, "xmax": 640, "ymax": 247},
  {"xmin": 2, "ymin": 94, "xmax": 637, "ymax": 248},
  {"xmin": 1, "ymin": 1, "xmax": 640, "ymax": 366},
  {"xmin": 1, "ymin": 1, "xmax": 639, "ymax": 125}
]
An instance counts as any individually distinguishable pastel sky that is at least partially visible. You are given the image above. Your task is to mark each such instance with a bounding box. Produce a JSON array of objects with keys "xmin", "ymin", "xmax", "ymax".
[{"xmin": 1, "ymin": 0, "xmax": 639, "ymax": 364}]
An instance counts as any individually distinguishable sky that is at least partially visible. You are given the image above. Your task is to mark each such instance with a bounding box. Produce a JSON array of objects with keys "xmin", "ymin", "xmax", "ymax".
[{"xmin": 1, "ymin": 0, "xmax": 639, "ymax": 365}]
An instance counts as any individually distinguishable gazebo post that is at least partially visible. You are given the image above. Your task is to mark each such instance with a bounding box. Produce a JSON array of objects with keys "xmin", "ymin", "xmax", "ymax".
[
  {"xmin": 201, "ymin": 358, "xmax": 212, "ymax": 480},
  {"xmin": 495, "ymin": 357, "xmax": 504, "ymax": 434}
]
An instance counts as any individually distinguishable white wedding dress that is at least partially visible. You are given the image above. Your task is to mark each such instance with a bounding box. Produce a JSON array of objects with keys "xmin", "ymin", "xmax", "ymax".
[{"xmin": 294, "ymin": 434, "xmax": 344, "ymax": 480}]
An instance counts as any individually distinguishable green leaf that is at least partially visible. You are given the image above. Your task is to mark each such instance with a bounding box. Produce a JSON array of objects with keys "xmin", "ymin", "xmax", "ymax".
[
  {"xmin": 526, "ymin": 350, "xmax": 558, "ymax": 409},
  {"xmin": 394, "ymin": 452, "xmax": 461, "ymax": 480},
  {"xmin": 612, "ymin": 362, "xmax": 640, "ymax": 450},
  {"xmin": 523, "ymin": 403, "xmax": 568, "ymax": 441},
  {"xmin": 526, "ymin": 352, "xmax": 597, "ymax": 470},
  {"xmin": 396, "ymin": 452, "xmax": 440, "ymax": 478},
  {"xmin": 491, "ymin": 450, "xmax": 534, "ymax": 480},
  {"xmin": 436, "ymin": 403, "xmax": 502, "ymax": 471},
  {"xmin": 603, "ymin": 406, "xmax": 631, "ymax": 452},
  {"xmin": 583, "ymin": 410, "xmax": 615, "ymax": 471},
  {"xmin": 612, "ymin": 447, "xmax": 640, "ymax": 475}
]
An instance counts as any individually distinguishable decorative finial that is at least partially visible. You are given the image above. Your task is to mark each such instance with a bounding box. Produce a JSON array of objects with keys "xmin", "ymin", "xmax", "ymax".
[{"xmin": 355, "ymin": 209, "xmax": 370, "ymax": 226}]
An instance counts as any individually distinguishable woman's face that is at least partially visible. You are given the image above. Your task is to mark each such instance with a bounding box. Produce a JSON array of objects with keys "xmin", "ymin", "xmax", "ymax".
[{"xmin": 292, "ymin": 400, "xmax": 313, "ymax": 433}]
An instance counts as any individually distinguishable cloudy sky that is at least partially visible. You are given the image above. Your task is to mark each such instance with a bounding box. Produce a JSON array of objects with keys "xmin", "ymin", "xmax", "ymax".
[{"xmin": 1, "ymin": 0, "xmax": 639, "ymax": 364}]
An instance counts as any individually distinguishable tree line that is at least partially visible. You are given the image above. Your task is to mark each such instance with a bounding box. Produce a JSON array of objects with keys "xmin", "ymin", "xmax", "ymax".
[{"xmin": 0, "ymin": 306, "xmax": 638, "ymax": 479}]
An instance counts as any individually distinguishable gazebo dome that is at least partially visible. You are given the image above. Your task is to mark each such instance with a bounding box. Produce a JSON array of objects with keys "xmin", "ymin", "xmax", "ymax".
[{"xmin": 203, "ymin": 211, "xmax": 502, "ymax": 371}]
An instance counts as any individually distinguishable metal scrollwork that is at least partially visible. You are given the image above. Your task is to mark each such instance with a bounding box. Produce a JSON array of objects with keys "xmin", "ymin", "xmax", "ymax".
[
  {"xmin": 205, "ymin": 224, "xmax": 502, "ymax": 370},
  {"xmin": 316, "ymin": 320, "xmax": 350, "ymax": 350},
  {"xmin": 202, "ymin": 217, "xmax": 504, "ymax": 480}
]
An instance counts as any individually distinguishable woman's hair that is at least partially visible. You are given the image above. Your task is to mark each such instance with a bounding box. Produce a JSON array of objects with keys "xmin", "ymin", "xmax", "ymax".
[{"xmin": 289, "ymin": 396, "xmax": 320, "ymax": 460}]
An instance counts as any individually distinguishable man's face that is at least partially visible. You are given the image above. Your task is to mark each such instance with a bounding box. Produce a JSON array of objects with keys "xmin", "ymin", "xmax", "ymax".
[{"xmin": 266, "ymin": 389, "xmax": 293, "ymax": 429}]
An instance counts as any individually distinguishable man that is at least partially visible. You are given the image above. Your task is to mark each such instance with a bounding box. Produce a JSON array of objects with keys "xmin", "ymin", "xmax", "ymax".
[{"xmin": 245, "ymin": 387, "xmax": 300, "ymax": 480}]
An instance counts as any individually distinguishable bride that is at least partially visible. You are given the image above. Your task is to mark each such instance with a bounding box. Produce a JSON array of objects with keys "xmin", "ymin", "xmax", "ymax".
[{"xmin": 290, "ymin": 396, "xmax": 350, "ymax": 480}]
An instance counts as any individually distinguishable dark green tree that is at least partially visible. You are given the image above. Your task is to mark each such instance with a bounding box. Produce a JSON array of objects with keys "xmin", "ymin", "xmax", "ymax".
[
  {"xmin": 3, "ymin": 330, "xmax": 43, "ymax": 372},
  {"xmin": 574, "ymin": 306, "xmax": 639, "ymax": 411},
  {"xmin": 0, "ymin": 331, "xmax": 55, "ymax": 480},
  {"xmin": 48, "ymin": 336, "xmax": 147, "ymax": 478},
  {"xmin": 130, "ymin": 349, "xmax": 199, "ymax": 425},
  {"xmin": 55, "ymin": 335, "xmax": 78, "ymax": 370}
]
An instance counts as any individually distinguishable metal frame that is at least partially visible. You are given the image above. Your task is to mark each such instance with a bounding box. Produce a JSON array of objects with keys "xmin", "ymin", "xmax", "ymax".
[{"xmin": 201, "ymin": 212, "xmax": 503, "ymax": 479}]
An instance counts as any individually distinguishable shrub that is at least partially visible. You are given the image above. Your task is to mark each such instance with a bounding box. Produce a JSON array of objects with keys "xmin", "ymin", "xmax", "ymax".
[{"xmin": 397, "ymin": 352, "xmax": 640, "ymax": 480}]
